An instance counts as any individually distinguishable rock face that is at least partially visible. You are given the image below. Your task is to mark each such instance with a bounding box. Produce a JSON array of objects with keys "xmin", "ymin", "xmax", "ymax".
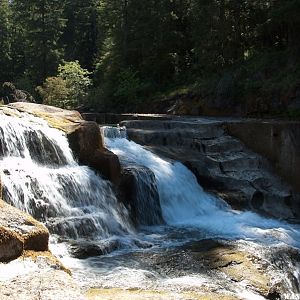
[
  {"xmin": 67, "ymin": 121, "xmax": 121, "ymax": 184},
  {"xmin": 0, "ymin": 102, "xmax": 121, "ymax": 183},
  {"xmin": 118, "ymin": 165, "xmax": 163, "ymax": 226},
  {"xmin": 121, "ymin": 119, "xmax": 300, "ymax": 220},
  {"xmin": 0, "ymin": 199, "xmax": 49, "ymax": 262},
  {"xmin": 227, "ymin": 121, "xmax": 300, "ymax": 193}
]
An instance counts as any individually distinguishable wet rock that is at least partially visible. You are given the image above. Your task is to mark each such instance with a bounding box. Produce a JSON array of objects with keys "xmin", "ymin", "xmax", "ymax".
[
  {"xmin": 0, "ymin": 102, "xmax": 122, "ymax": 183},
  {"xmin": 122, "ymin": 119, "xmax": 300, "ymax": 220},
  {"xmin": 67, "ymin": 121, "xmax": 104, "ymax": 157},
  {"xmin": 0, "ymin": 226, "xmax": 23, "ymax": 262},
  {"xmin": 0, "ymin": 200, "xmax": 49, "ymax": 262},
  {"xmin": 118, "ymin": 165, "xmax": 163, "ymax": 226},
  {"xmin": 106, "ymin": 239, "xmax": 283, "ymax": 299},
  {"xmin": 69, "ymin": 242, "xmax": 104, "ymax": 259},
  {"xmin": 67, "ymin": 119, "xmax": 121, "ymax": 183},
  {"xmin": 69, "ymin": 240, "xmax": 120, "ymax": 259},
  {"xmin": 90, "ymin": 149, "xmax": 121, "ymax": 184}
]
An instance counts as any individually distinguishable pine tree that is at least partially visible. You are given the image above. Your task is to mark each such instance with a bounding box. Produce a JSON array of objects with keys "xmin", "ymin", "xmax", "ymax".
[
  {"xmin": 0, "ymin": 0, "xmax": 12, "ymax": 83},
  {"xmin": 63, "ymin": 0, "xmax": 98, "ymax": 70},
  {"xmin": 11, "ymin": 0, "xmax": 67, "ymax": 84}
]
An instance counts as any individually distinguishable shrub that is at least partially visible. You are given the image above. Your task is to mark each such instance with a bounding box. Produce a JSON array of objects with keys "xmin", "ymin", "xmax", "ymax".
[
  {"xmin": 36, "ymin": 77, "xmax": 70, "ymax": 108},
  {"xmin": 37, "ymin": 61, "xmax": 92, "ymax": 109}
]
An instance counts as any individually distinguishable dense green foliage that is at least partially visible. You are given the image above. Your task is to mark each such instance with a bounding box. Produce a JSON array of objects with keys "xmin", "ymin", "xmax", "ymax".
[
  {"xmin": 37, "ymin": 61, "xmax": 91, "ymax": 109},
  {"xmin": 0, "ymin": 0, "xmax": 300, "ymax": 115}
]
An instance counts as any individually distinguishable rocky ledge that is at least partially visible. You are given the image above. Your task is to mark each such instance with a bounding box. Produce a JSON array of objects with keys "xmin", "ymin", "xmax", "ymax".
[
  {"xmin": 121, "ymin": 118, "xmax": 300, "ymax": 221},
  {"xmin": 0, "ymin": 199, "xmax": 85, "ymax": 299},
  {"xmin": 0, "ymin": 102, "xmax": 121, "ymax": 183},
  {"xmin": 0, "ymin": 199, "xmax": 48, "ymax": 262},
  {"xmin": 85, "ymin": 239, "xmax": 295, "ymax": 300}
]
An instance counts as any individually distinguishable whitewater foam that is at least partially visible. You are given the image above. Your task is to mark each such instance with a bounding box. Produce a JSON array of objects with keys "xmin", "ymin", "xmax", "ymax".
[{"xmin": 104, "ymin": 127, "xmax": 300, "ymax": 247}]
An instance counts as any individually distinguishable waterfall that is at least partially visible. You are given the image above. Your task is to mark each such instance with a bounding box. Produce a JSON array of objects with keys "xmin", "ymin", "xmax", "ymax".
[
  {"xmin": 101, "ymin": 126, "xmax": 163, "ymax": 226},
  {"xmin": 103, "ymin": 125, "xmax": 300, "ymax": 298},
  {"xmin": 103, "ymin": 126, "xmax": 300, "ymax": 247},
  {"xmin": 0, "ymin": 112, "xmax": 133, "ymax": 239}
]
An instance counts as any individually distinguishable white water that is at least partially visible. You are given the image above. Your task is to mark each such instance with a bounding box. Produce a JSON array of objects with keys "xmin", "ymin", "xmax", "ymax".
[
  {"xmin": 104, "ymin": 127, "xmax": 300, "ymax": 247},
  {"xmin": 0, "ymin": 112, "xmax": 133, "ymax": 239},
  {"xmin": 1, "ymin": 114, "xmax": 300, "ymax": 298}
]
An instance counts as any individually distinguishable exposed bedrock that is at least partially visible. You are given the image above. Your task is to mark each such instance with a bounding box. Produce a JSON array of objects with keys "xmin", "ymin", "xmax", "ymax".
[
  {"xmin": 226, "ymin": 121, "xmax": 300, "ymax": 193},
  {"xmin": 0, "ymin": 102, "xmax": 121, "ymax": 184},
  {"xmin": 0, "ymin": 199, "xmax": 49, "ymax": 262},
  {"xmin": 118, "ymin": 165, "xmax": 164, "ymax": 226},
  {"xmin": 121, "ymin": 119, "xmax": 300, "ymax": 221}
]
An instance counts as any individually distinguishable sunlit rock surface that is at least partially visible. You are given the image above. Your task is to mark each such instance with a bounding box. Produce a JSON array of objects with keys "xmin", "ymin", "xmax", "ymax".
[
  {"xmin": 0, "ymin": 199, "xmax": 48, "ymax": 262},
  {"xmin": 0, "ymin": 102, "xmax": 121, "ymax": 183},
  {"xmin": 82, "ymin": 240, "xmax": 290, "ymax": 300},
  {"xmin": 0, "ymin": 267, "xmax": 85, "ymax": 300},
  {"xmin": 0, "ymin": 201, "xmax": 85, "ymax": 299}
]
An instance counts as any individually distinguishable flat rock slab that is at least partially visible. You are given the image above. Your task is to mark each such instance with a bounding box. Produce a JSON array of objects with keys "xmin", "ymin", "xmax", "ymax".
[
  {"xmin": 0, "ymin": 269, "xmax": 85, "ymax": 300},
  {"xmin": 4, "ymin": 102, "xmax": 84, "ymax": 134},
  {"xmin": 86, "ymin": 288, "xmax": 239, "ymax": 300},
  {"xmin": 0, "ymin": 200, "xmax": 49, "ymax": 262},
  {"xmin": 0, "ymin": 251, "xmax": 83, "ymax": 300},
  {"xmin": 0, "ymin": 102, "xmax": 121, "ymax": 183}
]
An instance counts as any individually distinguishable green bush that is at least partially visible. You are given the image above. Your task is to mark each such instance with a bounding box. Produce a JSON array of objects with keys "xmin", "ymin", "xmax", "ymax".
[
  {"xmin": 37, "ymin": 61, "xmax": 92, "ymax": 109},
  {"xmin": 36, "ymin": 77, "xmax": 70, "ymax": 108}
]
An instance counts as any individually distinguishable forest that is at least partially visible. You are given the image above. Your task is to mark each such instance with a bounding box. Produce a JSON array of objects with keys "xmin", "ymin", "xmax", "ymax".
[{"xmin": 0, "ymin": 0, "xmax": 300, "ymax": 117}]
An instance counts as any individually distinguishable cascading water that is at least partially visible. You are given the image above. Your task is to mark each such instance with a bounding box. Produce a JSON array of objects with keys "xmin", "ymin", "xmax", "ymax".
[
  {"xmin": 102, "ymin": 126, "xmax": 164, "ymax": 226},
  {"xmin": 0, "ymin": 112, "xmax": 133, "ymax": 240},
  {"xmin": 103, "ymin": 125, "xmax": 300, "ymax": 299},
  {"xmin": 103, "ymin": 126, "xmax": 300, "ymax": 246},
  {"xmin": 1, "ymin": 112, "xmax": 300, "ymax": 299}
]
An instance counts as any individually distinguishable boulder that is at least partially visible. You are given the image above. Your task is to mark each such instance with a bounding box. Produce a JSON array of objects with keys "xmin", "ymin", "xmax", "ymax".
[
  {"xmin": 0, "ymin": 226, "xmax": 23, "ymax": 262},
  {"xmin": 69, "ymin": 239, "xmax": 120, "ymax": 259},
  {"xmin": 0, "ymin": 199, "xmax": 49, "ymax": 262},
  {"xmin": 67, "ymin": 121, "xmax": 121, "ymax": 184},
  {"xmin": 90, "ymin": 149, "xmax": 121, "ymax": 184}
]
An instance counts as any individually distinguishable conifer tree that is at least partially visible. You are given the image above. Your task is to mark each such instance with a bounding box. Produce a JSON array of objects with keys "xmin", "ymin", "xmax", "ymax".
[
  {"xmin": 11, "ymin": 0, "xmax": 66, "ymax": 84},
  {"xmin": 0, "ymin": 0, "xmax": 12, "ymax": 82}
]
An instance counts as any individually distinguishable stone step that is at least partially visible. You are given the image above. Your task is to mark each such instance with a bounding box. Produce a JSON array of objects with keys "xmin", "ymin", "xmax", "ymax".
[
  {"xmin": 200, "ymin": 136, "xmax": 244, "ymax": 154},
  {"xmin": 127, "ymin": 129, "xmax": 240, "ymax": 154},
  {"xmin": 123, "ymin": 119, "xmax": 224, "ymax": 133}
]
